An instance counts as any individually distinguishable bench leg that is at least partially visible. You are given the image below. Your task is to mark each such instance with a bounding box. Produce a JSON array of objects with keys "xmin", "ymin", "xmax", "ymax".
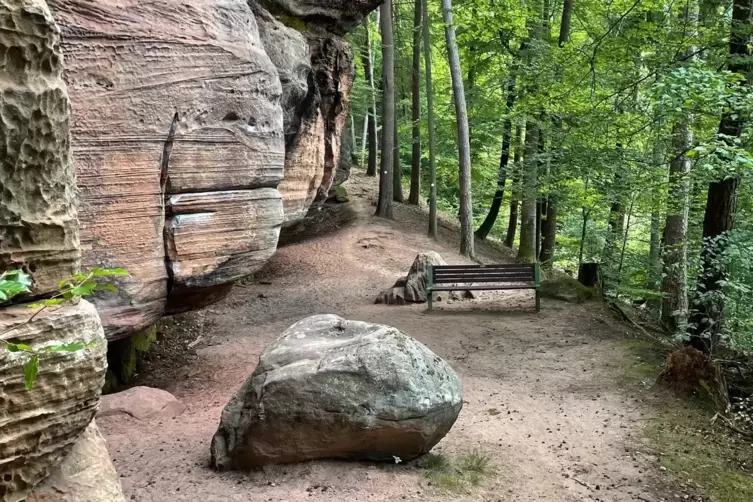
[
  {"xmin": 535, "ymin": 290, "xmax": 540, "ymax": 313},
  {"xmin": 428, "ymin": 290, "xmax": 433, "ymax": 312}
]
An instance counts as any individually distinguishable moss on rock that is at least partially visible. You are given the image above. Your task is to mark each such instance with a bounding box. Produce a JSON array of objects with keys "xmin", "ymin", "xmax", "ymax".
[
  {"xmin": 539, "ymin": 273, "xmax": 595, "ymax": 304},
  {"xmin": 104, "ymin": 325, "xmax": 158, "ymax": 393}
]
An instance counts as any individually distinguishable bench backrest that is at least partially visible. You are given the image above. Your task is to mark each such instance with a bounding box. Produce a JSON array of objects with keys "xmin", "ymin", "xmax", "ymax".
[{"xmin": 431, "ymin": 264, "xmax": 539, "ymax": 285}]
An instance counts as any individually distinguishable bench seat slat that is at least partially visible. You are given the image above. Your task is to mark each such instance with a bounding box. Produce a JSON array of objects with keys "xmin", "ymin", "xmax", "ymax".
[
  {"xmin": 434, "ymin": 264, "xmax": 534, "ymax": 270},
  {"xmin": 433, "ymin": 276, "xmax": 534, "ymax": 283},
  {"xmin": 430, "ymin": 284, "xmax": 536, "ymax": 291}
]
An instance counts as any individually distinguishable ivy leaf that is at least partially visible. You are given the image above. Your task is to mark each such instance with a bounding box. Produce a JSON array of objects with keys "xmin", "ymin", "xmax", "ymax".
[
  {"xmin": 24, "ymin": 356, "xmax": 39, "ymax": 391},
  {"xmin": 95, "ymin": 283, "xmax": 118, "ymax": 293},
  {"xmin": 70, "ymin": 280, "xmax": 98, "ymax": 297}
]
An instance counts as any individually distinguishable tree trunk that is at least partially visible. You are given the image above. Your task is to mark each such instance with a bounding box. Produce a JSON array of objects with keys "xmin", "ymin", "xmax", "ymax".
[
  {"xmin": 393, "ymin": 118, "xmax": 403, "ymax": 202},
  {"xmin": 504, "ymin": 125, "xmax": 523, "ymax": 247},
  {"xmin": 408, "ymin": 0, "xmax": 422, "ymax": 205},
  {"xmin": 688, "ymin": 0, "xmax": 752, "ymax": 352},
  {"xmin": 376, "ymin": 1, "xmax": 395, "ymax": 218},
  {"xmin": 538, "ymin": 0, "xmax": 572, "ymax": 265},
  {"xmin": 476, "ymin": 42, "xmax": 525, "ymax": 241},
  {"xmin": 361, "ymin": 15, "xmax": 378, "ymax": 177},
  {"xmin": 517, "ymin": 122, "xmax": 538, "ymax": 262},
  {"xmin": 441, "ymin": 0, "xmax": 474, "ymax": 257},
  {"xmin": 661, "ymin": 122, "xmax": 692, "ymax": 332},
  {"xmin": 559, "ymin": 0, "xmax": 573, "ymax": 47},
  {"xmin": 421, "ymin": 0, "xmax": 438, "ymax": 238},
  {"xmin": 539, "ymin": 197, "xmax": 557, "ymax": 268},
  {"xmin": 603, "ymin": 165, "xmax": 626, "ymax": 288}
]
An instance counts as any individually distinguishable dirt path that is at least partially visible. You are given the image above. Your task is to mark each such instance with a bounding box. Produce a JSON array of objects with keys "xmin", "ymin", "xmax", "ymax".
[{"xmin": 100, "ymin": 174, "xmax": 670, "ymax": 502}]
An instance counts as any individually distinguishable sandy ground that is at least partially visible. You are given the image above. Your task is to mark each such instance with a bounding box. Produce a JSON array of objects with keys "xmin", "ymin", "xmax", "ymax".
[{"xmin": 100, "ymin": 173, "xmax": 674, "ymax": 502}]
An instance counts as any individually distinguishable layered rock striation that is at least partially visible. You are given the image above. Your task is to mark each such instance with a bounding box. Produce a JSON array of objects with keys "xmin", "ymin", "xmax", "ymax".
[
  {"xmin": 48, "ymin": 0, "xmax": 286, "ymax": 338},
  {"xmin": 41, "ymin": 0, "xmax": 381, "ymax": 339}
]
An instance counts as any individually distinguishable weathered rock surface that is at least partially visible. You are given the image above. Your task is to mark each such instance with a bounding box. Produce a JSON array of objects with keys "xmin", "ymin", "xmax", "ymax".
[
  {"xmin": 211, "ymin": 314, "xmax": 463, "ymax": 469},
  {"xmin": 259, "ymin": 0, "xmax": 383, "ymax": 34},
  {"xmin": 98, "ymin": 386, "xmax": 185, "ymax": 421},
  {"xmin": 0, "ymin": 300, "xmax": 107, "ymax": 502},
  {"xmin": 404, "ymin": 252, "xmax": 446, "ymax": 303},
  {"xmin": 47, "ymin": 0, "xmax": 285, "ymax": 338},
  {"xmin": 27, "ymin": 420, "xmax": 125, "ymax": 502},
  {"xmin": 0, "ymin": 0, "xmax": 79, "ymax": 296}
]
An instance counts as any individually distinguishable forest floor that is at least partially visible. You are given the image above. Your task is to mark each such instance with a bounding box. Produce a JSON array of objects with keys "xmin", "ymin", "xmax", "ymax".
[{"xmin": 99, "ymin": 172, "xmax": 752, "ymax": 502}]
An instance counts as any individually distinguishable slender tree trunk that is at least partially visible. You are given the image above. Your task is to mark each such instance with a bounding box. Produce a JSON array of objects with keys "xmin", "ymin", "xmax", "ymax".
[
  {"xmin": 393, "ymin": 119, "xmax": 403, "ymax": 202},
  {"xmin": 539, "ymin": 198, "xmax": 557, "ymax": 268},
  {"xmin": 361, "ymin": 15, "xmax": 378, "ymax": 177},
  {"xmin": 661, "ymin": 122, "xmax": 692, "ymax": 332},
  {"xmin": 660, "ymin": 2, "xmax": 697, "ymax": 332},
  {"xmin": 476, "ymin": 40, "xmax": 527, "ymax": 241},
  {"xmin": 376, "ymin": 1, "xmax": 395, "ymax": 218},
  {"xmin": 441, "ymin": 0, "xmax": 474, "ymax": 257},
  {"xmin": 688, "ymin": 0, "xmax": 752, "ymax": 353},
  {"xmin": 408, "ymin": 0, "xmax": 422, "ymax": 205},
  {"xmin": 518, "ymin": 122, "xmax": 538, "ymax": 262},
  {"xmin": 538, "ymin": 1, "xmax": 572, "ymax": 266},
  {"xmin": 504, "ymin": 125, "xmax": 523, "ymax": 247},
  {"xmin": 647, "ymin": 139, "xmax": 665, "ymax": 312},
  {"xmin": 475, "ymin": 68, "xmax": 519, "ymax": 240},
  {"xmin": 603, "ymin": 161, "xmax": 626, "ymax": 289},
  {"xmin": 421, "ymin": 0, "xmax": 438, "ymax": 238},
  {"xmin": 559, "ymin": 0, "xmax": 573, "ymax": 47}
]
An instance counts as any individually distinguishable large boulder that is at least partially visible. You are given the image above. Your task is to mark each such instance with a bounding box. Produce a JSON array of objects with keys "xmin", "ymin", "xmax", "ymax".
[
  {"xmin": 0, "ymin": 301, "xmax": 107, "ymax": 502},
  {"xmin": 0, "ymin": 0, "xmax": 80, "ymax": 295},
  {"xmin": 404, "ymin": 252, "xmax": 447, "ymax": 303},
  {"xmin": 47, "ymin": 0, "xmax": 286, "ymax": 339},
  {"xmin": 211, "ymin": 314, "xmax": 462, "ymax": 470},
  {"xmin": 27, "ymin": 420, "xmax": 125, "ymax": 502}
]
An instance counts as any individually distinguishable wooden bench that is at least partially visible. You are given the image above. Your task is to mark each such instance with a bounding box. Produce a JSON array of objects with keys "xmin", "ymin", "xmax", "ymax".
[{"xmin": 427, "ymin": 263, "xmax": 541, "ymax": 312}]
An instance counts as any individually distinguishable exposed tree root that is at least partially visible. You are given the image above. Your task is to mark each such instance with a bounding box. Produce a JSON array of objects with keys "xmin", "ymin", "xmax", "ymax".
[{"xmin": 659, "ymin": 346, "xmax": 731, "ymax": 414}]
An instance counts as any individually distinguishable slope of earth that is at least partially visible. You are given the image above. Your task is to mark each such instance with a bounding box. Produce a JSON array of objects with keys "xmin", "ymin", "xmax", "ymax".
[{"xmin": 100, "ymin": 172, "xmax": 682, "ymax": 502}]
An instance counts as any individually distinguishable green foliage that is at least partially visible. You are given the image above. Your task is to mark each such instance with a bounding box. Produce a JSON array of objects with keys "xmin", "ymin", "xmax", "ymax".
[
  {"xmin": 421, "ymin": 450, "xmax": 493, "ymax": 492},
  {"xmin": 0, "ymin": 268, "xmax": 127, "ymax": 390},
  {"xmin": 0, "ymin": 270, "xmax": 32, "ymax": 302}
]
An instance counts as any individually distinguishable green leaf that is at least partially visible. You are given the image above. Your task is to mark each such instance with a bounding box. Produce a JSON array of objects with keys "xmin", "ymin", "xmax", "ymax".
[
  {"xmin": 24, "ymin": 356, "xmax": 39, "ymax": 391},
  {"xmin": 70, "ymin": 280, "xmax": 97, "ymax": 297},
  {"xmin": 45, "ymin": 342, "xmax": 86, "ymax": 353},
  {"xmin": 95, "ymin": 283, "xmax": 118, "ymax": 293}
]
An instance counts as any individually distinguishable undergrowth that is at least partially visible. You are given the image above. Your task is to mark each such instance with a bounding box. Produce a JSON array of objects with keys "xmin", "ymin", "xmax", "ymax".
[{"xmin": 616, "ymin": 336, "xmax": 753, "ymax": 502}]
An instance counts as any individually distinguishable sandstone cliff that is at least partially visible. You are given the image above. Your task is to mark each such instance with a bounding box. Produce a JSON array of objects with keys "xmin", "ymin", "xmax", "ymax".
[
  {"xmin": 39, "ymin": 0, "xmax": 380, "ymax": 339},
  {"xmin": 48, "ymin": 0, "xmax": 286, "ymax": 339}
]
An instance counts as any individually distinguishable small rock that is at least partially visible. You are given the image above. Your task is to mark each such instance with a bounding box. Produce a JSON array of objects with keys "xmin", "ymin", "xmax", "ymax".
[{"xmin": 99, "ymin": 386, "xmax": 185, "ymax": 421}]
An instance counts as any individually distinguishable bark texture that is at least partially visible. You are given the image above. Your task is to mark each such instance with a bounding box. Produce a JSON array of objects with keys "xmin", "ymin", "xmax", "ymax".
[
  {"xmin": 661, "ymin": 122, "xmax": 692, "ymax": 332},
  {"xmin": 518, "ymin": 123, "xmax": 539, "ymax": 262},
  {"xmin": 376, "ymin": 0, "xmax": 395, "ymax": 218},
  {"xmin": 408, "ymin": 0, "xmax": 422, "ymax": 205}
]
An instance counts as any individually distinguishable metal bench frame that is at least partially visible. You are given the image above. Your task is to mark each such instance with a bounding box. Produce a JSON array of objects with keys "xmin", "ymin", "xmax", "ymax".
[{"xmin": 427, "ymin": 263, "xmax": 541, "ymax": 312}]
